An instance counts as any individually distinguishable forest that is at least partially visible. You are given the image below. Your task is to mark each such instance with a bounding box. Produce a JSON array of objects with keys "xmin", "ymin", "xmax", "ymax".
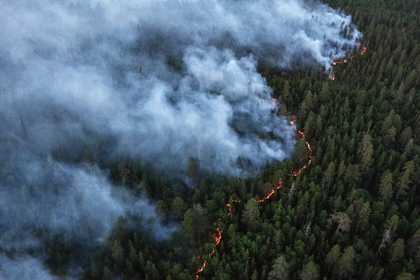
[
  {"xmin": 2, "ymin": 0, "xmax": 420, "ymax": 279},
  {"xmin": 74, "ymin": 0, "xmax": 420, "ymax": 279}
]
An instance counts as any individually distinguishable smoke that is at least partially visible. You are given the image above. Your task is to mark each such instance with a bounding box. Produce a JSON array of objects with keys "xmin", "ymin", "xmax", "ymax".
[
  {"xmin": 0, "ymin": 0, "xmax": 361, "ymax": 278},
  {"xmin": 0, "ymin": 0, "xmax": 361, "ymax": 174},
  {"xmin": 0, "ymin": 155, "xmax": 176, "ymax": 249},
  {"xmin": 0, "ymin": 254, "xmax": 59, "ymax": 280},
  {"xmin": 0, "ymin": 148, "xmax": 177, "ymax": 278}
]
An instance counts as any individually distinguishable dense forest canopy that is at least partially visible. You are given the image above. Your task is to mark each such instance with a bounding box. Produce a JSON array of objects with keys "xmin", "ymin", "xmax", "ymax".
[{"xmin": 1, "ymin": 0, "xmax": 420, "ymax": 279}]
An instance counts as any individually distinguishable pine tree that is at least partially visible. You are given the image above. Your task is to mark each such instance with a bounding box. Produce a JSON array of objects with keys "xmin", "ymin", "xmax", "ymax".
[
  {"xmin": 329, "ymin": 212, "xmax": 351, "ymax": 236},
  {"xmin": 357, "ymin": 202, "xmax": 371, "ymax": 232},
  {"xmin": 171, "ymin": 197, "xmax": 187, "ymax": 220},
  {"xmin": 103, "ymin": 266, "xmax": 112, "ymax": 280},
  {"xmin": 111, "ymin": 240, "xmax": 124, "ymax": 264},
  {"xmin": 299, "ymin": 261, "xmax": 319, "ymax": 280},
  {"xmin": 187, "ymin": 157, "xmax": 200, "ymax": 178},
  {"xmin": 396, "ymin": 161, "xmax": 414, "ymax": 198},
  {"xmin": 357, "ymin": 134, "xmax": 373, "ymax": 173},
  {"xmin": 396, "ymin": 272, "xmax": 415, "ymax": 280},
  {"xmin": 325, "ymin": 244, "xmax": 341, "ymax": 274},
  {"xmin": 268, "ymin": 256, "xmax": 289, "ymax": 280},
  {"xmin": 242, "ymin": 198, "xmax": 260, "ymax": 227},
  {"xmin": 323, "ymin": 162, "xmax": 336, "ymax": 189},
  {"xmin": 389, "ymin": 238, "xmax": 405, "ymax": 264},
  {"xmin": 182, "ymin": 204, "xmax": 209, "ymax": 245},
  {"xmin": 378, "ymin": 170, "xmax": 394, "ymax": 203},
  {"xmin": 337, "ymin": 246, "xmax": 355, "ymax": 279},
  {"xmin": 399, "ymin": 126, "xmax": 412, "ymax": 148},
  {"xmin": 407, "ymin": 229, "xmax": 420, "ymax": 256}
]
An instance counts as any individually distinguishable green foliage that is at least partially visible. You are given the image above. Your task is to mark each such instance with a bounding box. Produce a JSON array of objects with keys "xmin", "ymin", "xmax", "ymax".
[{"xmin": 80, "ymin": 1, "xmax": 420, "ymax": 279}]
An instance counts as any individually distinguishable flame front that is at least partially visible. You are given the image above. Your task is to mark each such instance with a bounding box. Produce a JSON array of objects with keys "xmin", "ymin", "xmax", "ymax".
[
  {"xmin": 226, "ymin": 203, "xmax": 232, "ymax": 216},
  {"xmin": 289, "ymin": 116, "xmax": 313, "ymax": 176},
  {"xmin": 195, "ymin": 227, "xmax": 223, "ymax": 279},
  {"xmin": 195, "ymin": 101, "xmax": 312, "ymax": 279},
  {"xmin": 196, "ymin": 43, "xmax": 366, "ymax": 279},
  {"xmin": 258, "ymin": 178, "xmax": 283, "ymax": 203},
  {"xmin": 330, "ymin": 45, "xmax": 367, "ymax": 80}
]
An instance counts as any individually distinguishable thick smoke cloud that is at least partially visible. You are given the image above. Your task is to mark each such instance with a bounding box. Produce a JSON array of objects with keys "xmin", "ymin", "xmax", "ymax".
[
  {"xmin": 0, "ymin": 255, "xmax": 54, "ymax": 280},
  {"xmin": 0, "ymin": 0, "xmax": 361, "ymax": 174},
  {"xmin": 0, "ymin": 0, "xmax": 360, "ymax": 278}
]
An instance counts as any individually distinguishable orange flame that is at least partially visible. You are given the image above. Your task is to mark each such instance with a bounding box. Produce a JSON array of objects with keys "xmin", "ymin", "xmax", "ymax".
[
  {"xmin": 211, "ymin": 227, "xmax": 222, "ymax": 255},
  {"xmin": 292, "ymin": 140, "xmax": 312, "ymax": 177},
  {"xmin": 290, "ymin": 116, "xmax": 313, "ymax": 177},
  {"xmin": 195, "ymin": 104, "xmax": 313, "ymax": 279},
  {"xmin": 195, "ymin": 260, "xmax": 207, "ymax": 279},
  {"xmin": 195, "ymin": 227, "xmax": 223, "ymax": 279},
  {"xmin": 226, "ymin": 203, "xmax": 232, "ymax": 216},
  {"xmin": 332, "ymin": 59, "xmax": 347, "ymax": 65},
  {"xmin": 258, "ymin": 178, "xmax": 283, "ymax": 203},
  {"xmin": 332, "ymin": 45, "xmax": 367, "ymax": 68}
]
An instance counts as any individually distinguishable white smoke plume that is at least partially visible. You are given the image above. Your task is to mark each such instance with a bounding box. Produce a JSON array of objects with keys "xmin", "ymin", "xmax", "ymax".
[
  {"xmin": 0, "ymin": 0, "xmax": 361, "ymax": 278},
  {"xmin": 0, "ymin": 254, "xmax": 59, "ymax": 280}
]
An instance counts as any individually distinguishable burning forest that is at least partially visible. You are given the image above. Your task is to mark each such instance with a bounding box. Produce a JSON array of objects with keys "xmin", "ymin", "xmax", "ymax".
[{"xmin": 0, "ymin": 0, "xmax": 363, "ymax": 279}]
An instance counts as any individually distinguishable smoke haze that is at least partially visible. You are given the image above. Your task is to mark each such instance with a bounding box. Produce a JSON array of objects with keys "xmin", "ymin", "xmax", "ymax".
[{"xmin": 0, "ymin": 0, "xmax": 360, "ymax": 278}]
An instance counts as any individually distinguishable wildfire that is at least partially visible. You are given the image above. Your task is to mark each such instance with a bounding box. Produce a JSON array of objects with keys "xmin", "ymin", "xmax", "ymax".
[
  {"xmin": 211, "ymin": 227, "xmax": 222, "ymax": 255},
  {"xmin": 227, "ymin": 199, "xmax": 242, "ymax": 216},
  {"xmin": 290, "ymin": 116, "xmax": 313, "ymax": 177},
  {"xmin": 226, "ymin": 203, "xmax": 232, "ymax": 216},
  {"xmin": 292, "ymin": 140, "xmax": 313, "ymax": 176},
  {"xmin": 332, "ymin": 59, "xmax": 348, "ymax": 65},
  {"xmin": 195, "ymin": 103, "xmax": 312, "ymax": 279},
  {"xmin": 258, "ymin": 178, "xmax": 283, "ymax": 203},
  {"xmin": 195, "ymin": 227, "xmax": 223, "ymax": 279},
  {"xmin": 195, "ymin": 260, "xmax": 207, "ymax": 279},
  {"xmin": 331, "ymin": 45, "xmax": 367, "ymax": 68}
]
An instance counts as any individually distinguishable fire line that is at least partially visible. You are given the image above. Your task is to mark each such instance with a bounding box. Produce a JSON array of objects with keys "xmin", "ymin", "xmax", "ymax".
[
  {"xmin": 195, "ymin": 109, "xmax": 312, "ymax": 279},
  {"xmin": 329, "ymin": 45, "xmax": 367, "ymax": 81},
  {"xmin": 196, "ymin": 44, "xmax": 365, "ymax": 277}
]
